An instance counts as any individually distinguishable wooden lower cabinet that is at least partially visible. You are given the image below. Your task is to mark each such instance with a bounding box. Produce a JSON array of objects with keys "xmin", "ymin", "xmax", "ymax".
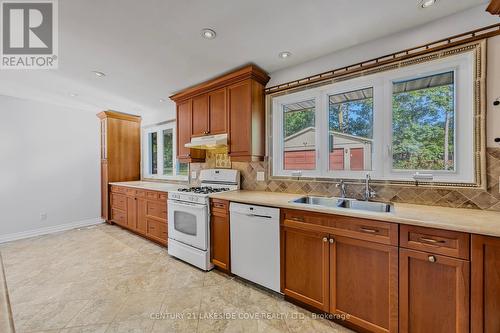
[
  {"xmin": 210, "ymin": 199, "xmax": 230, "ymax": 271},
  {"xmin": 330, "ymin": 236, "xmax": 398, "ymax": 333},
  {"xmin": 399, "ymin": 248, "xmax": 469, "ymax": 333},
  {"xmin": 471, "ymin": 235, "xmax": 500, "ymax": 333},
  {"xmin": 110, "ymin": 185, "xmax": 168, "ymax": 245},
  {"xmin": 281, "ymin": 226, "xmax": 330, "ymax": 312}
]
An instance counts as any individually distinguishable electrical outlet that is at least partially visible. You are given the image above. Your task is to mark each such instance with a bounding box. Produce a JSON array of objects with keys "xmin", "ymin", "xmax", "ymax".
[
  {"xmin": 191, "ymin": 171, "xmax": 197, "ymax": 180},
  {"xmin": 256, "ymin": 171, "xmax": 265, "ymax": 182},
  {"xmin": 40, "ymin": 213, "xmax": 47, "ymax": 221}
]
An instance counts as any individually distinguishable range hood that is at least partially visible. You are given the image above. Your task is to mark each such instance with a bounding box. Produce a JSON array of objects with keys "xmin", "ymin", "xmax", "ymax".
[{"xmin": 184, "ymin": 133, "xmax": 228, "ymax": 149}]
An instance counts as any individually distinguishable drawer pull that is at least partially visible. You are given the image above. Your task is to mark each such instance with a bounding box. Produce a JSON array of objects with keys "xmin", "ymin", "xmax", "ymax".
[
  {"xmin": 428, "ymin": 255, "xmax": 437, "ymax": 263},
  {"xmin": 360, "ymin": 227, "xmax": 379, "ymax": 234},
  {"xmin": 322, "ymin": 237, "xmax": 328, "ymax": 243},
  {"xmin": 419, "ymin": 237, "xmax": 445, "ymax": 244},
  {"xmin": 329, "ymin": 238, "xmax": 335, "ymax": 244}
]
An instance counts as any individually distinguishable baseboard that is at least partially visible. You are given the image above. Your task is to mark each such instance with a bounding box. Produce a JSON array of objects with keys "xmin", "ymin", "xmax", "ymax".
[{"xmin": 0, "ymin": 217, "xmax": 104, "ymax": 244}]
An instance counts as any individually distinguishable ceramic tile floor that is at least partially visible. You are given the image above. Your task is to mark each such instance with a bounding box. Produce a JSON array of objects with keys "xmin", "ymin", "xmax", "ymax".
[{"xmin": 0, "ymin": 224, "xmax": 353, "ymax": 333}]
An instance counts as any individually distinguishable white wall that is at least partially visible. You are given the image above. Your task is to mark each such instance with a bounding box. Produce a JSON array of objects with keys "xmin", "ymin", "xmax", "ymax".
[
  {"xmin": 268, "ymin": 5, "xmax": 500, "ymax": 147},
  {"xmin": 0, "ymin": 96, "xmax": 101, "ymax": 240}
]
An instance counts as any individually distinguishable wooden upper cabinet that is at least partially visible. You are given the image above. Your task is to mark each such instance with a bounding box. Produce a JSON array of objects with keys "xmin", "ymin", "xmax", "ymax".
[
  {"xmin": 176, "ymin": 100, "xmax": 192, "ymax": 159},
  {"xmin": 281, "ymin": 226, "xmax": 330, "ymax": 312},
  {"xmin": 170, "ymin": 65, "xmax": 269, "ymax": 162},
  {"xmin": 330, "ymin": 236, "xmax": 398, "ymax": 333},
  {"xmin": 208, "ymin": 88, "xmax": 227, "ymax": 135},
  {"xmin": 399, "ymin": 248, "xmax": 469, "ymax": 333},
  {"xmin": 472, "ymin": 235, "xmax": 500, "ymax": 333},
  {"xmin": 191, "ymin": 94, "xmax": 209, "ymax": 137}
]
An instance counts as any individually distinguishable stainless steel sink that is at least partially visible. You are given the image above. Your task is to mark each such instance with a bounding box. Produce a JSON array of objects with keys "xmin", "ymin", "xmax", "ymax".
[{"xmin": 290, "ymin": 196, "xmax": 393, "ymax": 213}]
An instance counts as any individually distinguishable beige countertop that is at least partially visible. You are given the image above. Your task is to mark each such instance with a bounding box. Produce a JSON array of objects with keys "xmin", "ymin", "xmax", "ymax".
[
  {"xmin": 109, "ymin": 181, "xmax": 186, "ymax": 192},
  {"xmin": 210, "ymin": 190, "xmax": 500, "ymax": 237}
]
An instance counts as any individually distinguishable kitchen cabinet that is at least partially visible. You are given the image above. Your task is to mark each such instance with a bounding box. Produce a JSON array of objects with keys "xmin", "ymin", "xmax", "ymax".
[
  {"xmin": 330, "ymin": 236, "xmax": 398, "ymax": 333},
  {"xmin": 281, "ymin": 225, "xmax": 330, "ymax": 311},
  {"xmin": 110, "ymin": 185, "xmax": 168, "ymax": 245},
  {"xmin": 97, "ymin": 111, "xmax": 141, "ymax": 222},
  {"xmin": 176, "ymin": 99, "xmax": 206, "ymax": 162},
  {"xmin": 472, "ymin": 235, "xmax": 500, "ymax": 333},
  {"xmin": 208, "ymin": 88, "xmax": 227, "ymax": 135},
  {"xmin": 191, "ymin": 94, "xmax": 209, "ymax": 137},
  {"xmin": 281, "ymin": 209, "xmax": 399, "ymax": 332},
  {"xmin": 170, "ymin": 65, "xmax": 269, "ymax": 162},
  {"xmin": 399, "ymin": 248, "xmax": 469, "ymax": 333},
  {"xmin": 210, "ymin": 199, "xmax": 230, "ymax": 271}
]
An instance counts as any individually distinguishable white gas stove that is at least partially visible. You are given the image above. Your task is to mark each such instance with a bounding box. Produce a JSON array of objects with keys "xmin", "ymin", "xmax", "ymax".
[{"xmin": 167, "ymin": 169, "xmax": 240, "ymax": 270}]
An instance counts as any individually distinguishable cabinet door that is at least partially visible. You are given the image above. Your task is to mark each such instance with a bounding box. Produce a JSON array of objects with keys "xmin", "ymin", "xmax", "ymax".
[
  {"xmin": 191, "ymin": 94, "xmax": 209, "ymax": 137},
  {"xmin": 136, "ymin": 198, "xmax": 147, "ymax": 235},
  {"xmin": 330, "ymin": 236, "xmax": 398, "ymax": 333},
  {"xmin": 472, "ymin": 235, "xmax": 500, "ymax": 333},
  {"xmin": 399, "ymin": 248, "xmax": 469, "ymax": 333},
  {"xmin": 281, "ymin": 226, "xmax": 330, "ymax": 311},
  {"xmin": 126, "ymin": 197, "xmax": 137, "ymax": 230},
  {"xmin": 228, "ymin": 80, "xmax": 251, "ymax": 157},
  {"xmin": 208, "ymin": 88, "xmax": 227, "ymax": 135},
  {"xmin": 176, "ymin": 100, "xmax": 192, "ymax": 159},
  {"xmin": 210, "ymin": 212, "xmax": 230, "ymax": 271}
]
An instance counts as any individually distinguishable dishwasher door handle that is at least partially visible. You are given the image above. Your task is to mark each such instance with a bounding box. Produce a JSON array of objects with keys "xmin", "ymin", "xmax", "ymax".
[{"xmin": 244, "ymin": 213, "xmax": 273, "ymax": 219}]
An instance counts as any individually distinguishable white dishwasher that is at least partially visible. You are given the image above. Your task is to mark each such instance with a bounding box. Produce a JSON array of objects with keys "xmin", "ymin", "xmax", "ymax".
[{"xmin": 230, "ymin": 203, "xmax": 281, "ymax": 293}]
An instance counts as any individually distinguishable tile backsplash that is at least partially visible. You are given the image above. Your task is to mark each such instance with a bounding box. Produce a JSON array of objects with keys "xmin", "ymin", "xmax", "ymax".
[{"xmin": 191, "ymin": 147, "xmax": 500, "ymax": 211}]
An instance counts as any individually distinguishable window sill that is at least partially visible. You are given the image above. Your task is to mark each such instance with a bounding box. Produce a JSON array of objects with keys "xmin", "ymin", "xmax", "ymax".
[{"xmin": 142, "ymin": 176, "xmax": 189, "ymax": 183}]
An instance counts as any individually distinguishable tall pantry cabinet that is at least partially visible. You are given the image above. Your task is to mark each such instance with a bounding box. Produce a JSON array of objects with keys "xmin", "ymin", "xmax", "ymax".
[{"xmin": 97, "ymin": 111, "xmax": 141, "ymax": 222}]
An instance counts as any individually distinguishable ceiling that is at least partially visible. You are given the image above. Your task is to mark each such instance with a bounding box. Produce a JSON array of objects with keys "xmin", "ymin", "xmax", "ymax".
[{"xmin": 0, "ymin": 0, "xmax": 489, "ymax": 119}]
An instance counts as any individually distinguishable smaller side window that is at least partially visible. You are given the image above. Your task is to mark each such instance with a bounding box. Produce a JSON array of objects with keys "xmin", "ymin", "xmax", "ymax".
[{"xmin": 148, "ymin": 132, "xmax": 158, "ymax": 175}]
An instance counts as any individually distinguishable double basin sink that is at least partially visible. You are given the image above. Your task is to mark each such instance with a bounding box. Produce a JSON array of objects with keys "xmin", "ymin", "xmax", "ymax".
[{"xmin": 290, "ymin": 196, "xmax": 394, "ymax": 213}]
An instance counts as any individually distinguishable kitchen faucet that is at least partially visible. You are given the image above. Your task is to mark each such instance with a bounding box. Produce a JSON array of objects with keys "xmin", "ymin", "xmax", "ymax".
[
  {"xmin": 364, "ymin": 174, "xmax": 376, "ymax": 201},
  {"xmin": 336, "ymin": 179, "xmax": 347, "ymax": 198}
]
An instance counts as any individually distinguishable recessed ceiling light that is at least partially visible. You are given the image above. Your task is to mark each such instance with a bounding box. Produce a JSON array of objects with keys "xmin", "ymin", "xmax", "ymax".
[
  {"xmin": 420, "ymin": 0, "xmax": 437, "ymax": 8},
  {"xmin": 201, "ymin": 28, "xmax": 216, "ymax": 39},
  {"xmin": 92, "ymin": 71, "xmax": 106, "ymax": 77},
  {"xmin": 279, "ymin": 51, "xmax": 292, "ymax": 59},
  {"xmin": 69, "ymin": 93, "xmax": 78, "ymax": 97},
  {"xmin": 159, "ymin": 98, "xmax": 166, "ymax": 102}
]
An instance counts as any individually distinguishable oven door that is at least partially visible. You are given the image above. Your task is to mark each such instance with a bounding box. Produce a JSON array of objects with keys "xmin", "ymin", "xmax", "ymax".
[{"xmin": 167, "ymin": 199, "xmax": 208, "ymax": 251}]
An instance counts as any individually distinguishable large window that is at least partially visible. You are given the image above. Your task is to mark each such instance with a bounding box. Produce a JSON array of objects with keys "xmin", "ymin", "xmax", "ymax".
[
  {"xmin": 272, "ymin": 52, "xmax": 474, "ymax": 183},
  {"xmin": 143, "ymin": 122, "xmax": 188, "ymax": 180}
]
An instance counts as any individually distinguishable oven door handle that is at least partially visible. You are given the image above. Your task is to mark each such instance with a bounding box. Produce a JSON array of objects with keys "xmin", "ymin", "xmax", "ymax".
[{"xmin": 168, "ymin": 200, "xmax": 206, "ymax": 209}]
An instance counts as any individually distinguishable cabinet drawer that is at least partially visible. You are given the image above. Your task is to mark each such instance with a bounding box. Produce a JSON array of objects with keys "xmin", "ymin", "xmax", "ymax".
[
  {"xmin": 147, "ymin": 201, "xmax": 167, "ymax": 220},
  {"xmin": 282, "ymin": 209, "xmax": 398, "ymax": 246},
  {"xmin": 110, "ymin": 185, "xmax": 127, "ymax": 194},
  {"xmin": 211, "ymin": 199, "xmax": 228, "ymax": 216},
  {"xmin": 147, "ymin": 191, "xmax": 159, "ymax": 200},
  {"xmin": 147, "ymin": 219, "xmax": 167, "ymax": 241},
  {"xmin": 110, "ymin": 193, "xmax": 126, "ymax": 210},
  {"xmin": 136, "ymin": 190, "xmax": 146, "ymax": 198},
  {"xmin": 111, "ymin": 208, "xmax": 126, "ymax": 226},
  {"xmin": 400, "ymin": 225, "xmax": 470, "ymax": 260},
  {"xmin": 125, "ymin": 188, "xmax": 136, "ymax": 197}
]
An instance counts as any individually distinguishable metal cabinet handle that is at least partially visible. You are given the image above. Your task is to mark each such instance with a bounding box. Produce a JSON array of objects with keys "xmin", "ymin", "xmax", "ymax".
[
  {"xmin": 428, "ymin": 255, "xmax": 437, "ymax": 263},
  {"xmin": 360, "ymin": 227, "xmax": 379, "ymax": 233},
  {"xmin": 419, "ymin": 237, "xmax": 445, "ymax": 244},
  {"xmin": 322, "ymin": 237, "xmax": 328, "ymax": 243},
  {"xmin": 329, "ymin": 238, "xmax": 335, "ymax": 244}
]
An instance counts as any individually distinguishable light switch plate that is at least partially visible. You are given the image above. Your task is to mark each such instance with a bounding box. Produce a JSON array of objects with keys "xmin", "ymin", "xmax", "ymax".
[
  {"xmin": 191, "ymin": 171, "xmax": 197, "ymax": 180},
  {"xmin": 256, "ymin": 171, "xmax": 265, "ymax": 182}
]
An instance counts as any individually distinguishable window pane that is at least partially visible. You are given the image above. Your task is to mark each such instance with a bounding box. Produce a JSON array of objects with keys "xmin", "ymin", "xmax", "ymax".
[
  {"xmin": 392, "ymin": 71, "xmax": 455, "ymax": 171},
  {"xmin": 177, "ymin": 162, "xmax": 188, "ymax": 176},
  {"xmin": 163, "ymin": 129, "xmax": 173, "ymax": 176},
  {"xmin": 328, "ymin": 88, "xmax": 373, "ymax": 171},
  {"xmin": 283, "ymin": 99, "xmax": 316, "ymax": 170},
  {"xmin": 149, "ymin": 132, "xmax": 157, "ymax": 174}
]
